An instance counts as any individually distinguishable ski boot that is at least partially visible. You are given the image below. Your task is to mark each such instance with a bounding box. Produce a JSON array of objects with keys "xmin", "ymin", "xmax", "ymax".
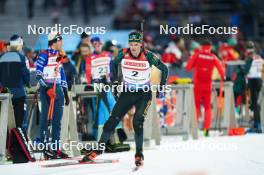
[
  {"xmin": 44, "ymin": 149, "xmax": 69, "ymax": 160},
  {"xmin": 135, "ymin": 153, "xmax": 144, "ymax": 167},
  {"xmin": 203, "ymin": 129, "xmax": 209, "ymax": 137},
  {"xmin": 247, "ymin": 123, "xmax": 262, "ymax": 134},
  {"xmin": 43, "ymin": 149, "xmax": 57, "ymax": 160},
  {"xmin": 56, "ymin": 150, "xmax": 69, "ymax": 159},
  {"xmin": 80, "ymin": 149, "xmax": 102, "ymax": 163}
]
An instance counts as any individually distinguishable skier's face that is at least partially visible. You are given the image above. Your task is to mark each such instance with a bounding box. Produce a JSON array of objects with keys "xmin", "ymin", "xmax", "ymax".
[
  {"xmin": 55, "ymin": 40, "xmax": 63, "ymax": 50},
  {"xmin": 129, "ymin": 42, "xmax": 142, "ymax": 56},
  {"xmin": 82, "ymin": 37, "xmax": 90, "ymax": 45},
  {"xmin": 80, "ymin": 46, "xmax": 90, "ymax": 57},
  {"xmin": 92, "ymin": 41, "xmax": 102, "ymax": 53}
]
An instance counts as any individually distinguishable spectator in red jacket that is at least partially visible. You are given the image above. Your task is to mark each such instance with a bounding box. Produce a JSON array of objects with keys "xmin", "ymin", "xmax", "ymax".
[
  {"xmin": 162, "ymin": 38, "xmax": 185, "ymax": 67},
  {"xmin": 219, "ymin": 38, "xmax": 239, "ymax": 61},
  {"xmin": 0, "ymin": 40, "xmax": 7, "ymax": 54}
]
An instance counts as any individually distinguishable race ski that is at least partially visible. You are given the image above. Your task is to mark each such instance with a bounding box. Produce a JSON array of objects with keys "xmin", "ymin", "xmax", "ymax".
[{"xmin": 41, "ymin": 159, "xmax": 119, "ymax": 168}]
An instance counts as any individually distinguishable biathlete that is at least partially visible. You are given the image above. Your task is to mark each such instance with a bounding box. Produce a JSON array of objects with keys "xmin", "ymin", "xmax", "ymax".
[
  {"xmin": 185, "ymin": 40, "xmax": 225, "ymax": 136},
  {"xmin": 81, "ymin": 31, "xmax": 168, "ymax": 167}
]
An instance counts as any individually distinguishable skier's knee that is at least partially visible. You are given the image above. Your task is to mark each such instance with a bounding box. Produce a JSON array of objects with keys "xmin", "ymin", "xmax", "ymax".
[
  {"xmin": 103, "ymin": 116, "xmax": 120, "ymax": 132},
  {"xmin": 133, "ymin": 116, "xmax": 144, "ymax": 134}
]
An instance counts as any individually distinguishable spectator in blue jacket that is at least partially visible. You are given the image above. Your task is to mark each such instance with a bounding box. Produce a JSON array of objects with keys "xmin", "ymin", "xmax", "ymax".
[{"xmin": 0, "ymin": 35, "xmax": 30, "ymax": 127}]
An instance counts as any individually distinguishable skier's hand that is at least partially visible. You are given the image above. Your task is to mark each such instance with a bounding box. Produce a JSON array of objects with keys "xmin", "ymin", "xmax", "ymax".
[
  {"xmin": 112, "ymin": 81, "xmax": 119, "ymax": 98},
  {"xmin": 156, "ymin": 84, "xmax": 165, "ymax": 98},
  {"xmin": 64, "ymin": 94, "xmax": 70, "ymax": 106},
  {"xmin": 46, "ymin": 88, "xmax": 55, "ymax": 98},
  {"xmin": 156, "ymin": 91, "xmax": 165, "ymax": 98},
  {"xmin": 63, "ymin": 87, "xmax": 70, "ymax": 106},
  {"xmin": 100, "ymin": 75, "xmax": 108, "ymax": 85}
]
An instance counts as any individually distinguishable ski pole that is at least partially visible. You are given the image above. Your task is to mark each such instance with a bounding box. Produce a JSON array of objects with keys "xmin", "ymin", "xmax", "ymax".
[{"xmin": 217, "ymin": 80, "xmax": 224, "ymax": 131}]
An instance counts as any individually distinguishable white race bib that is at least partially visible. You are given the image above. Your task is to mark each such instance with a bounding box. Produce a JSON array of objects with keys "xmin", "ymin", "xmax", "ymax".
[
  {"xmin": 121, "ymin": 59, "xmax": 151, "ymax": 85},
  {"xmin": 91, "ymin": 56, "xmax": 111, "ymax": 79},
  {"xmin": 43, "ymin": 56, "xmax": 61, "ymax": 81},
  {"xmin": 248, "ymin": 58, "xmax": 264, "ymax": 78}
]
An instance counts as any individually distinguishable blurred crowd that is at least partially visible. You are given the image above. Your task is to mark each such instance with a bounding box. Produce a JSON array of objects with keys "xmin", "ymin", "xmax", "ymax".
[
  {"xmin": 113, "ymin": 0, "xmax": 264, "ymax": 40},
  {"xmin": 0, "ymin": 31, "xmax": 264, "ymax": 86},
  {"xmin": 0, "ymin": 0, "xmax": 116, "ymax": 23}
]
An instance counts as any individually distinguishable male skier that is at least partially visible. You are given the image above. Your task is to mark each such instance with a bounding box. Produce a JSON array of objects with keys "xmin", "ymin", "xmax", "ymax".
[
  {"xmin": 186, "ymin": 40, "xmax": 225, "ymax": 136},
  {"xmin": 81, "ymin": 31, "xmax": 168, "ymax": 167},
  {"xmin": 36, "ymin": 32, "xmax": 70, "ymax": 159},
  {"xmin": 85, "ymin": 36, "xmax": 116, "ymax": 138}
]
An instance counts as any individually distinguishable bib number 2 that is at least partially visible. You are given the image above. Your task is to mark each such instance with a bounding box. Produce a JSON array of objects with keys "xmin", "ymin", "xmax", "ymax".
[{"xmin": 132, "ymin": 71, "xmax": 138, "ymax": 77}]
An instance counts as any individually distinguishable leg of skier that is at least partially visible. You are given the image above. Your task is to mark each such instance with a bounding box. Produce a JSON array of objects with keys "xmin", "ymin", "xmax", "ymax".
[
  {"xmin": 81, "ymin": 91, "xmax": 136, "ymax": 162},
  {"xmin": 133, "ymin": 91, "xmax": 152, "ymax": 167},
  {"xmin": 194, "ymin": 85, "xmax": 202, "ymax": 124},
  {"xmin": 203, "ymin": 88, "xmax": 212, "ymax": 136}
]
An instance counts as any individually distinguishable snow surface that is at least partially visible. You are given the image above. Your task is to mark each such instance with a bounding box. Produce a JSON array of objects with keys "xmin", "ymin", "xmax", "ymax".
[{"xmin": 1, "ymin": 134, "xmax": 264, "ymax": 175}]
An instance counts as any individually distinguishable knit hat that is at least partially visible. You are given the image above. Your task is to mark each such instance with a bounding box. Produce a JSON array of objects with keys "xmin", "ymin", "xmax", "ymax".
[
  {"xmin": 91, "ymin": 36, "xmax": 101, "ymax": 43},
  {"xmin": 128, "ymin": 32, "xmax": 142, "ymax": 43},
  {"xmin": 9, "ymin": 35, "xmax": 23, "ymax": 46},
  {"xmin": 48, "ymin": 32, "xmax": 62, "ymax": 45}
]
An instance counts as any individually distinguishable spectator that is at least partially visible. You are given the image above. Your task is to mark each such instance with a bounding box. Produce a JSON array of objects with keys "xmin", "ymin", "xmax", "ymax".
[
  {"xmin": 62, "ymin": 56, "xmax": 77, "ymax": 91},
  {"xmin": 244, "ymin": 41, "xmax": 264, "ymax": 133},
  {"xmin": 72, "ymin": 32, "xmax": 91, "ymax": 66},
  {"xmin": 219, "ymin": 38, "xmax": 240, "ymax": 62},
  {"xmin": 75, "ymin": 43, "xmax": 91, "ymax": 83},
  {"xmin": 102, "ymin": 40, "xmax": 119, "ymax": 58},
  {"xmin": 77, "ymin": 32, "xmax": 91, "ymax": 50},
  {"xmin": 0, "ymin": 35, "xmax": 30, "ymax": 128},
  {"xmin": 162, "ymin": 38, "xmax": 184, "ymax": 67},
  {"xmin": 23, "ymin": 47, "xmax": 36, "ymax": 68},
  {"xmin": 0, "ymin": 40, "xmax": 7, "ymax": 54},
  {"xmin": 219, "ymin": 38, "xmax": 240, "ymax": 80}
]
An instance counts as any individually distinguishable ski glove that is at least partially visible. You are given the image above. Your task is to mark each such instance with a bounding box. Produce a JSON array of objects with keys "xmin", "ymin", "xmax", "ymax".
[
  {"xmin": 63, "ymin": 87, "xmax": 70, "ymax": 106},
  {"xmin": 46, "ymin": 88, "xmax": 55, "ymax": 98}
]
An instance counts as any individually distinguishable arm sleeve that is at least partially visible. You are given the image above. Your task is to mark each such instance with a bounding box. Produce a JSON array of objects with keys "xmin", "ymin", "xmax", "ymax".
[
  {"xmin": 60, "ymin": 67, "xmax": 68, "ymax": 88},
  {"xmin": 146, "ymin": 51, "xmax": 168, "ymax": 85},
  {"xmin": 111, "ymin": 49, "xmax": 123, "ymax": 82},
  {"xmin": 36, "ymin": 52, "xmax": 48, "ymax": 88},
  {"xmin": 185, "ymin": 53, "xmax": 197, "ymax": 71},
  {"xmin": 214, "ymin": 55, "xmax": 225, "ymax": 80},
  {"xmin": 244, "ymin": 56, "xmax": 253, "ymax": 75},
  {"xmin": 20, "ymin": 54, "xmax": 30, "ymax": 85},
  {"xmin": 71, "ymin": 63, "xmax": 78, "ymax": 83}
]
